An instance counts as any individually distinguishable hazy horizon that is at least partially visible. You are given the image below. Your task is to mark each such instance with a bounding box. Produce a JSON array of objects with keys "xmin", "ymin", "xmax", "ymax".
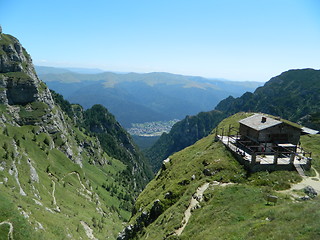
[
  {"xmin": 2, "ymin": 0, "xmax": 320, "ymax": 82},
  {"xmin": 36, "ymin": 64, "xmax": 269, "ymax": 82}
]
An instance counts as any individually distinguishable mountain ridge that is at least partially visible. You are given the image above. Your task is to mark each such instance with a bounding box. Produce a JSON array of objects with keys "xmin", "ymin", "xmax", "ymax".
[{"xmin": 216, "ymin": 68, "xmax": 320, "ymax": 129}]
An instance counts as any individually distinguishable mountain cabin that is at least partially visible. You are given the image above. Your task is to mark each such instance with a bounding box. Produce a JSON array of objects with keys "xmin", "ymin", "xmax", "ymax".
[
  {"xmin": 238, "ymin": 114, "xmax": 301, "ymax": 153},
  {"xmin": 218, "ymin": 113, "xmax": 313, "ymax": 173}
]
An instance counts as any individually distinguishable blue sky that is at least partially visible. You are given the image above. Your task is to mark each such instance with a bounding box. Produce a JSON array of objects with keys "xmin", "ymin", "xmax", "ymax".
[{"xmin": 1, "ymin": 0, "xmax": 320, "ymax": 81}]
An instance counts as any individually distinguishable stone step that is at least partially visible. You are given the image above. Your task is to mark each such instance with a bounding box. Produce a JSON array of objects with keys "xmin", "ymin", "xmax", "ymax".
[{"xmin": 294, "ymin": 163, "xmax": 306, "ymax": 177}]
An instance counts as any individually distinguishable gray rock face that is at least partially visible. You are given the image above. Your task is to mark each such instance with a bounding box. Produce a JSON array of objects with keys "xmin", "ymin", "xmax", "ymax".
[
  {"xmin": 6, "ymin": 77, "xmax": 38, "ymax": 105},
  {"xmin": 117, "ymin": 199, "xmax": 164, "ymax": 240},
  {"xmin": 0, "ymin": 33, "xmax": 84, "ymax": 166},
  {"xmin": 0, "ymin": 75, "xmax": 8, "ymax": 104},
  {"xmin": 0, "ymin": 34, "xmax": 54, "ymax": 107},
  {"xmin": 0, "ymin": 35, "xmax": 37, "ymax": 79}
]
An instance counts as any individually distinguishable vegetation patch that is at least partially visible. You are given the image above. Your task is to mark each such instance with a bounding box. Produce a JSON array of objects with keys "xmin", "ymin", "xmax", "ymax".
[{"xmin": 19, "ymin": 101, "xmax": 49, "ymax": 124}]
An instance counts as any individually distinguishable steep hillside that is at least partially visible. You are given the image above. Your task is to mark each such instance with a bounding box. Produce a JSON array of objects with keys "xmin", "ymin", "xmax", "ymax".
[
  {"xmin": 146, "ymin": 110, "xmax": 226, "ymax": 172},
  {"xmin": 80, "ymin": 104, "xmax": 153, "ymax": 190},
  {"xmin": 119, "ymin": 113, "xmax": 320, "ymax": 240},
  {"xmin": 51, "ymin": 92, "xmax": 153, "ymax": 192},
  {"xmin": 0, "ymin": 32, "xmax": 151, "ymax": 239},
  {"xmin": 37, "ymin": 67, "xmax": 261, "ymax": 127},
  {"xmin": 216, "ymin": 69, "xmax": 320, "ymax": 130}
]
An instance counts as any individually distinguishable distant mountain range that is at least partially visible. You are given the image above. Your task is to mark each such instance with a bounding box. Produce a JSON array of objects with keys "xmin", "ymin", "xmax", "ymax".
[{"xmin": 36, "ymin": 66, "xmax": 262, "ymax": 128}]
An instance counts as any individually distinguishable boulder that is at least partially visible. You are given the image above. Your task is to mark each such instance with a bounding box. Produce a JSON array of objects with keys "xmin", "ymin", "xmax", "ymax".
[{"xmin": 304, "ymin": 186, "xmax": 317, "ymax": 198}]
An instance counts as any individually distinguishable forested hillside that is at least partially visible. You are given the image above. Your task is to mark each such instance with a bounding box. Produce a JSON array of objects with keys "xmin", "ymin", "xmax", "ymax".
[
  {"xmin": 146, "ymin": 110, "xmax": 226, "ymax": 172},
  {"xmin": 216, "ymin": 69, "xmax": 320, "ymax": 129}
]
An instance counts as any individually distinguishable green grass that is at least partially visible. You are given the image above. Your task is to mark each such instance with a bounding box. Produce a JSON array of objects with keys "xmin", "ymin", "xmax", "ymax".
[
  {"xmin": 18, "ymin": 101, "xmax": 49, "ymax": 124},
  {"xmin": 182, "ymin": 185, "xmax": 320, "ymax": 240},
  {"xmin": 0, "ymin": 193, "xmax": 39, "ymax": 240},
  {"xmin": 213, "ymin": 112, "xmax": 253, "ymax": 135},
  {"xmin": 300, "ymin": 134, "xmax": 320, "ymax": 172},
  {"xmin": 248, "ymin": 170, "xmax": 301, "ymax": 190}
]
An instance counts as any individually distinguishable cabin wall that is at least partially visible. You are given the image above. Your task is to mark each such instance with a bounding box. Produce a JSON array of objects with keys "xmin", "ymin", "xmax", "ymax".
[
  {"xmin": 258, "ymin": 124, "xmax": 301, "ymax": 144},
  {"xmin": 240, "ymin": 122, "xmax": 301, "ymax": 145},
  {"xmin": 239, "ymin": 124, "xmax": 259, "ymax": 142}
]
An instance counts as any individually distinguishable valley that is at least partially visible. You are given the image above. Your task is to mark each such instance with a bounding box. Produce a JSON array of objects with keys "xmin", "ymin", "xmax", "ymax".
[
  {"xmin": 37, "ymin": 66, "xmax": 261, "ymax": 128},
  {"xmin": 127, "ymin": 119, "xmax": 179, "ymax": 137}
]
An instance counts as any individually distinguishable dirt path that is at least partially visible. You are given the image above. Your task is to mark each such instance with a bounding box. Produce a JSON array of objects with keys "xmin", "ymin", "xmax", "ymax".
[
  {"xmin": 51, "ymin": 180, "xmax": 61, "ymax": 212},
  {"xmin": 62, "ymin": 172, "xmax": 92, "ymax": 195},
  {"xmin": 290, "ymin": 167, "xmax": 320, "ymax": 193},
  {"xmin": 80, "ymin": 221, "xmax": 97, "ymax": 240},
  {"xmin": 175, "ymin": 182, "xmax": 210, "ymax": 236},
  {"xmin": 52, "ymin": 180, "xmax": 57, "ymax": 205},
  {"xmin": 0, "ymin": 221, "xmax": 14, "ymax": 240},
  {"xmin": 175, "ymin": 181, "xmax": 233, "ymax": 236},
  {"xmin": 280, "ymin": 167, "xmax": 320, "ymax": 197}
]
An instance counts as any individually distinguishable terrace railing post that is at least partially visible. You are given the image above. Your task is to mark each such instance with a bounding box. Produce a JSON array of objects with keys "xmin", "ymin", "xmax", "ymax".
[
  {"xmin": 251, "ymin": 153, "xmax": 256, "ymax": 165},
  {"xmin": 273, "ymin": 152, "xmax": 278, "ymax": 164},
  {"xmin": 290, "ymin": 153, "xmax": 295, "ymax": 164},
  {"xmin": 227, "ymin": 133, "xmax": 230, "ymax": 146}
]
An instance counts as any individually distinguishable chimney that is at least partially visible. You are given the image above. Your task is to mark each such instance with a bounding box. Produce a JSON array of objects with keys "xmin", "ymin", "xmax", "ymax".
[{"xmin": 261, "ymin": 117, "xmax": 267, "ymax": 123}]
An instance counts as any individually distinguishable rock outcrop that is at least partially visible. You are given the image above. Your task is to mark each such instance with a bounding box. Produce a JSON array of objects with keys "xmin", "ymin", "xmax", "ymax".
[
  {"xmin": 0, "ymin": 34, "xmax": 53, "ymax": 107},
  {"xmin": 0, "ymin": 33, "xmax": 81, "ymax": 164},
  {"xmin": 117, "ymin": 199, "xmax": 164, "ymax": 240}
]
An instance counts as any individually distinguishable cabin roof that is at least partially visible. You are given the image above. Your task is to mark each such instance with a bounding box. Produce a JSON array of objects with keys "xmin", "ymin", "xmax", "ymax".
[
  {"xmin": 239, "ymin": 114, "xmax": 282, "ymax": 131},
  {"xmin": 301, "ymin": 127, "xmax": 319, "ymax": 135}
]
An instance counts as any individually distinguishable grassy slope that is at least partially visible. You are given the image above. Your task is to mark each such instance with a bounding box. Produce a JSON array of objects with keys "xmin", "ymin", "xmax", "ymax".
[
  {"xmin": 183, "ymin": 184, "xmax": 320, "ymax": 240},
  {"xmin": 300, "ymin": 134, "xmax": 320, "ymax": 172},
  {"xmin": 0, "ymin": 105, "xmax": 132, "ymax": 239},
  {"xmin": 129, "ymin": 112, "xmax": 319, "ymax": 239}
]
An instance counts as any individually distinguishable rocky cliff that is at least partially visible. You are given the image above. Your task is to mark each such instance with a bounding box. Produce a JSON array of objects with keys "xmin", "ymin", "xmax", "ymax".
[
  {"xmin": 0, "ymin": 34, "xmax": 51, "ymax": 104},
  {"xmin": 0, "ymin": 33, "xmax": 67, "ymax": 132}
]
